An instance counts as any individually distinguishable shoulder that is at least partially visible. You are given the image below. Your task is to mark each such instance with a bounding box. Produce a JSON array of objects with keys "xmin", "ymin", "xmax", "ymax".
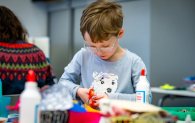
[
  {"xmin": 125, "ymin": 50, "xmax": 144, "ymax": 65},
  {"xmin": 0, "ymin": 41, "xmax": 42, "ymax": 52},
  {"xmin": 16, "ymin": 41, "xmax": 47, "ymax": 62},
  {"xmin": 19, "ymin": 41, "xmax": 45, "ymax": 54},
  {"xmin": 0, "ymin": 41, "xmax": 48, "ymax": 65},
  {"xmin": 73, "ymin": 48, "xmax": 93, "ymax": 59},
  {"xmin": 77, "ymin": 48, "xmax": 91, "ymax": 55},
  {"xmin": 126, "ymin": 50, "xmax": 142, "ymax": 61},
  {"xmin": 20, "ymin": 41, "xmax": 42, "ymax": 51}
]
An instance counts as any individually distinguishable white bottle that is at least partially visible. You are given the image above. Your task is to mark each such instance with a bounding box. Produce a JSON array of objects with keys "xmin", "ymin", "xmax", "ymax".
[
  {"xmin": 19, "ymin": 70, "xmax": 41, "ymax": 123},
  {"xmin": 136, "ymin": 69, "xmax": 149, "ymax": 103}
]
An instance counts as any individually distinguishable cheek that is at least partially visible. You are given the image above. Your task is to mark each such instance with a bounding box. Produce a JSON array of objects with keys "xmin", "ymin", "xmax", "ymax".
[
  {"xmin": 108, "ymin": 44, "xmax": 118, "ymax": 55},
  {"xmin": 106, "ymin": 50, "xmax": 115, "ymax": 56},
  {"xmin": 93, "ymin": 51, "xmax": 106, "ymax": 56},
  {"xmin": 93, "ymin": 52, "xmax": 98, "ymax": 56}
]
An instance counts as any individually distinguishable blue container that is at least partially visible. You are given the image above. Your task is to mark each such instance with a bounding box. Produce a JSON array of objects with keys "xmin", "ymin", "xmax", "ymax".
[
  {"xmin": 0, "ymin": 96, "xmax": 11, "ymax": 118},
  {"xmin": 0, "ymin": 79, "xmax": 2, "ymax": 97}
]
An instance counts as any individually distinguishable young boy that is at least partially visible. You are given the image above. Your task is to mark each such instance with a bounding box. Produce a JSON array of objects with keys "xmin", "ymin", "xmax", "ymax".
[{"xmin": 59, "ymin": 0, "xmax": 152, "ymax": 108}]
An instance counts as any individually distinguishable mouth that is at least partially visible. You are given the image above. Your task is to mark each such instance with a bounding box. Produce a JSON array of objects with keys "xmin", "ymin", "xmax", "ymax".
[{"xmin": 100, "ymin": 56, "xmax": 106, "ymax": 58}]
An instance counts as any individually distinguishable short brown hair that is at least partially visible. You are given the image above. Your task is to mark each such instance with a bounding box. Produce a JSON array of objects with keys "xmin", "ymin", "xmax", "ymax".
[
  {"xmin": 80, "ymin": 0, "xmax": 124, "ymax": 43},
  {"xmin": 0, "ymin": 6, "xmax": 28, "ymax": 43}
]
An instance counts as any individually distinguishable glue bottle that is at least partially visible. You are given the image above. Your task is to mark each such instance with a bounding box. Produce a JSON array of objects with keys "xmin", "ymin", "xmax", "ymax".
[
  {"xmin": 19, "ymin": 70, "xmax": 41, "ymax": 123},
  {"xmin": 136, "ymin": 69, "xmax": 149, "ymax": 103}
]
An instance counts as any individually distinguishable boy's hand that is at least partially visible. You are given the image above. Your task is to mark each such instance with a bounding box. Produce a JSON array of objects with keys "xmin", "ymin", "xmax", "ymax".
[
  {"xmin": 76, "ymin": 88, "xmax": 96, "ymax": 105},
  {"xmin": 76, "ymin": 88, "xmax": 89, "ymax": 104},
  {"xmin": 93, "ymin": 94, "xmax": 109, "ymax": 100},
  {"xmin": 93, "ymin": 94, "xmax": 109, "ymax": 109}
]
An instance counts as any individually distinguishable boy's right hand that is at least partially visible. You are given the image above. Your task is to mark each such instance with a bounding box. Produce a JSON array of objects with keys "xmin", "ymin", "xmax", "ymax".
[
  {"xmin": 76, "ymin": 88, "xmax": 96, "ymax": 105},
  {"xmin": 76, "ymin": 88, "xmax": 90, "ymax": 104}
]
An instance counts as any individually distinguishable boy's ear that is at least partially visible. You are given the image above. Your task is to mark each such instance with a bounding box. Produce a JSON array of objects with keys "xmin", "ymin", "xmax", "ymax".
[{"xmin": 118, "ymin": 28, "xmax": 124, "ymax": 38}]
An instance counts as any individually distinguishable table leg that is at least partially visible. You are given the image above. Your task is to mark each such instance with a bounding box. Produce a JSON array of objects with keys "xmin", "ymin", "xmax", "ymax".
[{"xmin": 158, "ymin": 94, "xmax": 171, "ymax": 107}]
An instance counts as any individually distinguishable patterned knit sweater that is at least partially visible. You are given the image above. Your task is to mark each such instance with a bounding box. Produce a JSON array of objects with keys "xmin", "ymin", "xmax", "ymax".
[{"xmin": 0, "ymin": 40, "xmax": 55, "ymax": 95}]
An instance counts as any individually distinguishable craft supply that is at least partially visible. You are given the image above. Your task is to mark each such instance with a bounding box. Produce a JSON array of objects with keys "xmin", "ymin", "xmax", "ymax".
[
  {"xmin": 162, "ymin": 107, "xmax": 195, "ymax": 121},
  {"xmin": 39, "ymin": 82, "xmax": 73, "ymax": 123},
  {"xmin": 88, "ymin": 89, "xmax": 96, "ymax": 109},
  {"xmin": 19, "ymin": 70, "xmax": 41, "ymax": 123},
  {"xmin": 100, "ymin": 99, "xmax": 176, "ymax": 123},
  {"xmin": 6, "ymin": 114, "xmax": 19, "ymax": 123},
  {"xmin": 136, "ymin": 69, "xmax": 150, "ymax": 103},
  {"xmin": 39, "ymin": 83, "xmax": 73, "ymax": 111}
]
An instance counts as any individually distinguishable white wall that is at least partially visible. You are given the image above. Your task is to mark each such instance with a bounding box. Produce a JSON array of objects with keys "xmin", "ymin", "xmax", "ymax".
[{"xmin": 0, "ymin": 0, "xmax": 48, "ymax": 37}]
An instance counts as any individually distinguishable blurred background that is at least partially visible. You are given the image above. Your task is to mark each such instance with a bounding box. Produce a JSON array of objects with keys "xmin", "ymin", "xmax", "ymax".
[{"xmin": 0, "ymin": 0, "xmax": 195, "ymax": 107}]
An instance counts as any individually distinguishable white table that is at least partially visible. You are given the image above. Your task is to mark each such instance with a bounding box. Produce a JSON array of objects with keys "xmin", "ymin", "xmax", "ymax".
[{"xmin": 151, "ymin": 87, "xmax": 195, "ymax": 107}]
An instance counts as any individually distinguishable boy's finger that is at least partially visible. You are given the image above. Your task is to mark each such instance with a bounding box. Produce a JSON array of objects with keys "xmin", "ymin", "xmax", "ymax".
[
  {"xmin": 93, "ymin": 95, "xmax": 104, "ymax": 100},
  {"xmin": 86, "ymin": 88, "xmax": 90, "ymax": 94},
  {"xmin": 93, "ymin": 101, "xmax": 100, "ymax": 107},
  {"xmin": 91, "ymin": 91, "xmax": 97, "ymax": 96},
  {"xmin": 93, "ymin": 102, "xmax": 99, "ymax": 109}
]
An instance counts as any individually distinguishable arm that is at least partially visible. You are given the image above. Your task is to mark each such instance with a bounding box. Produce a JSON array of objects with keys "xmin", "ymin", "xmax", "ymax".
[
  {"xmin": 107, "ymin": 58, "xmax": 152, "ymax": 104},
  {"xmin": 58, "ymin": 51, "xmax": 81, "ymax": 100}
]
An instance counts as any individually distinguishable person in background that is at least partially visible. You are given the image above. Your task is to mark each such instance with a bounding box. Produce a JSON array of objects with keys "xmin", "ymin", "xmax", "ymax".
[
  {"xmin": 0, "ymin": 6, "xmax": 55, "ymax": 95},
  {"xmin": 58, "ymin": 0, "xmax": 152, "ymax": 109}
]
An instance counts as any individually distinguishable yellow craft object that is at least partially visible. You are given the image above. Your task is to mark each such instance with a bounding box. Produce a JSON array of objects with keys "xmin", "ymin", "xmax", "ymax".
[
  {"xmin": 160, "ymin": 84, "xmax": 175, "ymax": 90},
  {"xmin": 73, "ymin": 100, "xmax": 78, "ymax": 104},
  {"xmin": 84, "ymin": 104, "xmax": 100, "ymax": 113},
  {"xmin": 73, "ymin": 100, "xmax": 100, "ymax": 113}
]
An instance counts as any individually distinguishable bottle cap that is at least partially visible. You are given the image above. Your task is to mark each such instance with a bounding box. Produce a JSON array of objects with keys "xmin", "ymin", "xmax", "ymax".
[
  {"xmin": 141, "ymin": 69, "xmax": 145, "ymax": 76},
  {"xmin": 27, "ymin": 70, "xmax": 35, "ymax": 82}
]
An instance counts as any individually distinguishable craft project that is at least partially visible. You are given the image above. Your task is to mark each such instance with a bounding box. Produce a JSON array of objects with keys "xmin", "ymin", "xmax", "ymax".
[{"xmin": 90, "ymin": 72, "xmax": 118, "ymax": 96}]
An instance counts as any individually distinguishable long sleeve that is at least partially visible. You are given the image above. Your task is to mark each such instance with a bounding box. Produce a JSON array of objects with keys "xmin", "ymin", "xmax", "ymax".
[
  {"xmin": 107, "ymin": 57, "xmax": 152, "ymax": 104},
  {"xmin": 58, "ymin": 51, "xmax": 81, "ymax": 100}
]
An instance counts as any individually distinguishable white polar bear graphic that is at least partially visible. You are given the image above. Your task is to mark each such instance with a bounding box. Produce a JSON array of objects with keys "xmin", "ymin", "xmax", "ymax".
[{"xmin": 90, "ymin": 72, "xmax": 118, "ymax": 96}]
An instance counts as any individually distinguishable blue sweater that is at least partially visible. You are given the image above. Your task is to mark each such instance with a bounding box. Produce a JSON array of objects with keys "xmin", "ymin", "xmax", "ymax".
[{"xmin": 59, "ymin": 48, "xmax": 152, "ymax": 104}]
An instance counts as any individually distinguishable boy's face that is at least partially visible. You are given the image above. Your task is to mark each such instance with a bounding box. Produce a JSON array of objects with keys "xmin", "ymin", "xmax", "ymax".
[{"xmin": 84, "ymin": 32, "xmax": 118, "ymax": 60}]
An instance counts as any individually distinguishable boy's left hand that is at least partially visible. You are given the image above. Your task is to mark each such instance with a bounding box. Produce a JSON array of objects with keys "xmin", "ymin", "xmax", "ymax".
[{"xmin": 92, "ymin": 94, "xmax": 109, "ymax": 109}]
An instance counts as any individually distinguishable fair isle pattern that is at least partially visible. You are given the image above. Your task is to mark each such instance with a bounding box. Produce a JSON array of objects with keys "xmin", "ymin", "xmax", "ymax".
[
  {"xmin": 0, "ymin": 48, "xmax": 40, "ymax": 53},
  {"xmin": 0, "ymin": 51, "xmax": 45, "ymax": 63},
  {"xmin": 0, "ymin": 41, "xmax": 55, "ymax": 95}
]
